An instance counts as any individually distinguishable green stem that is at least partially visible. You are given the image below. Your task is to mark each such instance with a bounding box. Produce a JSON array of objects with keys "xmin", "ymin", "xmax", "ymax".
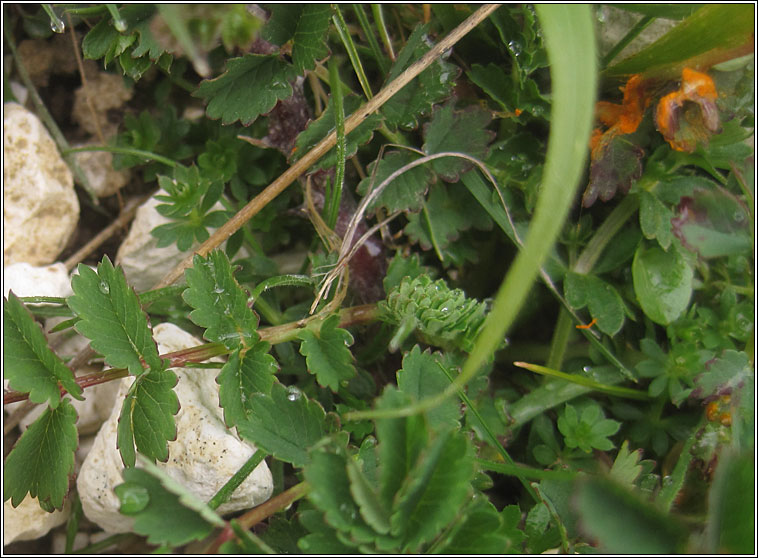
[
  {"xmin": 371, "ymin": 4, "xmax": 396, "ymax": 61},
  {"xmin": 573, "ymin": 193, "xmax": 640, "ymax": 274},
  {"xmin": 601, "ymin": 15, "xmax": 654, "ymax": 68},
  {"xmin": 42, "ymin": 4, "xmax": 65, "ymax": 32},
  {"xmin": 249, "ymin": 275, "xmax": 313, "ymax": 302},
  {"xmin": 333, "ymin": 6, "xmax": 374, "ymax": 100},
  {"xmin": 546, "ymin": 308, "xmax": 573, "ymax": 370},
  {"xmin": 62, "ymin": 145, "xmax": 180, "ymax": 168},
  {"xmin": 105, "ymin": 4, "xmax": 126, "ymax": 32},
  {"xmin": 438, "ymin": 362, "xmax": 539, "ymax": 503},
  {"xmin": 353, "ymin": 4, "xmax": 390, "ymax": 73},
  {"xmin": 207, "ymin": 450, "xmax": 267, "ymax": 510},
  {"xmin": 513, "ymin": 361, "xmax": 652, "ymax": 400},
  {"xmin": 326, "ymin": 58, "xmax": 346, "ymax": 229}
]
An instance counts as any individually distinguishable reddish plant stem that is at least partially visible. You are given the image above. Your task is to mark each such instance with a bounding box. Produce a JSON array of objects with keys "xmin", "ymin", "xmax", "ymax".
[
  {"xmin": 204, "ymin": 482, "xmax": 311, "ymax": 554},
  {"xmin": 3, "ymin": 304, "xmax": 380, "ymax": 406}
]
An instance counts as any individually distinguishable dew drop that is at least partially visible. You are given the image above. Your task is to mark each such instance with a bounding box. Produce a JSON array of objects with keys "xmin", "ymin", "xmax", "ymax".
[
  {"xmin": 286, "ymin": 386, "xmax": 302, "ymax": 401},
  {"xmin": 99, "ymin": 281, "xmax": 110, "ymax": 294},
  {"xmin": 50, "ymin": 18, "xmax": 65, "ymax": 33},
  {"xmin": 733, "ymin": 210, "xmax": 745, "ymax": 223}
]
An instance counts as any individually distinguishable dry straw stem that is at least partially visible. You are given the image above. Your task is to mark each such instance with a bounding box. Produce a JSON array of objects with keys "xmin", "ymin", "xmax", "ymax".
[{"xmin": 153, "ymin": 4, "xmax": 502, "ymax": 289}]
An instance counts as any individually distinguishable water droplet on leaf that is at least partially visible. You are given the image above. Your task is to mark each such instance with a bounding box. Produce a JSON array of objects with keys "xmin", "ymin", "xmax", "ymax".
[
  {"xmin": 99, "ymin": 281, "xmax": 110, "ymax": 294},
  {"xmin": 286, "ymin": 386, "xmax": 302, "ymax": 401}
]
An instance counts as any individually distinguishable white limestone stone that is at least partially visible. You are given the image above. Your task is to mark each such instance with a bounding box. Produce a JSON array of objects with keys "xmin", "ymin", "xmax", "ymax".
[
  {"xmin": 77, "ymin": 323, "xmax": 273, "ymax": 533},
  {"xmin": 115, "ymin": 191, "xmax": 227, "ymax": 292},
  {"xmin": 114, "ymin": 192, "xmax": 190, "ymax": 292},
  {"xmin": 71, "ymin": 145, "xmax": 131, "ymax": 198},
  {"xmin": 2, "ymin": 496, "xmax": 70, "ymax": 545},
  {"xmin": 3, "ymin": 102, "xmax": 79, "ymax": 266},
  {"xmin": 3, "ymin": 262, "xmax": 72, "ymax": 299}
]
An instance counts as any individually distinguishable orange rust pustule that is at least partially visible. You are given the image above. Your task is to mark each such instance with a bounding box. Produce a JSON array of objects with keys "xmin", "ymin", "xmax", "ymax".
[{"xmin": 655, "ymin": 68, "xmax": 720, "ymax": 152}]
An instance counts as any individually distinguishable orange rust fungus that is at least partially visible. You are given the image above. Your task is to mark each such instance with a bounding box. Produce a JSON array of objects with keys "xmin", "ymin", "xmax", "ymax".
[
  {"xmin": 656, "ymin": 67, "xmax": 720, "ymax": 152},
  {"xmin": 705, "ymin": 401, "xmax": 720, "ymax": 422},
  {"xmin": 589, "ymin": 74, "xmax": 649, "ymax": 158},
  {"xmin": 514, "ymin": 108, "xmax": 523, "ymax": 117},
  {"xmin": 575, "ymin": 318, "xmax": 597, "ymax": 330}
]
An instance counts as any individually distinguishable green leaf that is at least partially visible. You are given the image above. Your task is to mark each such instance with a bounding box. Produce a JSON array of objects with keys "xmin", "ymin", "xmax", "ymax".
[
  {"xmin": 609, "ymin": 440, "xmax": 645, "ymax": 487},
  {"xmin": 297, "ymin": 314, "xmax": 356, "ymax": 393},
  {"xmin": 379, "ymin": 275, "xmax": 489, "ymax": 353},
  {"xmin": 396, "ymin": 346, "xmax": 460, "ymax": 432},
  {"xmin": 115, "ymin": 457, "xmax": 224, "ymax": 547},
  {"xmin": 671, "ymin": 185, "xmax": 753, "ymax": 259},
  {"xmin": 183, "ymin": 251, "xmax": 259, "ymax": 350},
  {"xmin": 193, "ymin": 54, "xmax": 296, "ymax": 125},
  {"xmin": 356, "ymin": 151, "xmax": 432, "ymax": 214},
  {"xmin": 436, "ymin": 498, "xmax": 525, "ymax": 554},
  {"xmin": 217, "ymin": 344, "xmax": 278, "ymax": 429},
  {"xmin": 117, "ymin": 367, "xmax": 179, "ymax": 468},
  {"xmin": 68, "ymin": 256, "xmax": 162, "ymax": 376},
  {"xmin": 639, "ymin": 191, "xmax": 674, "ymax": 250},
  {"xmin": 632, "ymin": 242, "xmax": 693, "ymax": 325},
  {"xmin": 405, "ymin": 183, "xmax": 492, "ymax": 258},
  {"xmin": 467, "ymin": 63, "xmax": 514, "ymax": 112},
  {"xmin": 390, "ymin": 428, "xmax": 475, "ymax": 551},
  {"xmin": 558, "ymin": 403, "xmax": 620, "ymax": 453},
  {"xmin": 346, "ymin": 454, "xmax": 391, "ymax": 535},
  {"xmin": 304, "ymin": 447, "xmax": 366, "ymax": 534},
  {"xmin": 381, "ymin": 25, "xmax": 459, "ymax": 130},
  {"xmin": 605, "ymin": 5, "xmax": 755, "ymax": 78},
  {"xmin": 422, "ymin": 103, "xmax": 493, "ymax": 182},
  {"xmin": 293, "ymin": 95, "xmax": 383, "ymax": 170},
  {"xmin": 3, "ymin": 399, "xmax": 78, "ymax": 511},
  {"xmin": 564, "ymin": 272, "xmax": 625, "ymax": 336},
  {"xmin": 273, "ymin": 5, "xmax": 332, "ymax": 73},
  {"xmin": 375, "ymin": 388, "xmax": 429, "ymax": 508},
  {"xmin": 705, "ymin": 449, "xmax": 755, "ymax": 554},
  {"xmin": 692, "ymin": 350, "xmax": 752, "ymax": 400},
  {"xmin": 4, "ymin": 292, "xmax": 83, "ymax": 407},
  {"xmin": 235, "ymin": 382, "xmax": 331, "ymax": 467},
  {"xmin": 574, "ymin": 477, "xmax": 688, "ymax": 553}
]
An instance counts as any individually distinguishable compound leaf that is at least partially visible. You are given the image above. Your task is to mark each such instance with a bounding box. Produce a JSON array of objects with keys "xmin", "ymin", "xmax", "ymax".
[
  {"xmin": 235, "ymin": 382, "xmax": 331, "ymax": 467},
  {"xmin": 609, "ymin": 440, "xmax": 645, "ymax": 487},
  {"xmin": 217, "ymin": 343, "xmax": 278, "ymax": 429},
  {"xmin": 405, "ymin": 184, "xmax": 492, "ymax": 258},
  {"xmin": 437, "ymin": 498, "xmax": 525, "ymax": 554},
  {"xmin": 356, "ymin": 151, "xmax": 432, "ymax": 214},
  {"xmin": 381, "ymin": 25, "xmax": 459, "ymax": 130},
  {"xmin": 4, "ymin": 292, "xmax": 82, "ymax": 407},
  {"xmin": 68, "ymin": 256, "xmax": 162, "ymax": 376},
  {"xmin": 115, "ymin": 457, "xmax": 224, "ymax": 546},
  {"xmin": 117, "ymin": 367, "xmax": 179, "ymax": 468},
  {"xmin": 422, "ymin": 104, "xmax": 493, "ymax": 182},
  {"xmin": 396, "ymin": 346, "xmax": 460, "ymax": 432},
  {"xmin": 639, "ymin": 190, "xmax": 674, "ymax": 250},
  {"xmin": 263, "ymin": 5, "xmax": 332, "ymax": 73},
  {"xmin": 390, "ymin": 428, "xmax": 475, "ymax": 551},
  {"xmin": 297, "ymin": 314, "xmax": 356, "ymax": 393},
  {"xmin": 194, "ymin": 54, "xmax": 296, "ymax": 125},
  {"xmin": 183, "ymin": 251, "xmax": 259, "ymax": 351},
  {"xmin": 3, "ymin": 399, "xmax": 78, "ymax": 511}
]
